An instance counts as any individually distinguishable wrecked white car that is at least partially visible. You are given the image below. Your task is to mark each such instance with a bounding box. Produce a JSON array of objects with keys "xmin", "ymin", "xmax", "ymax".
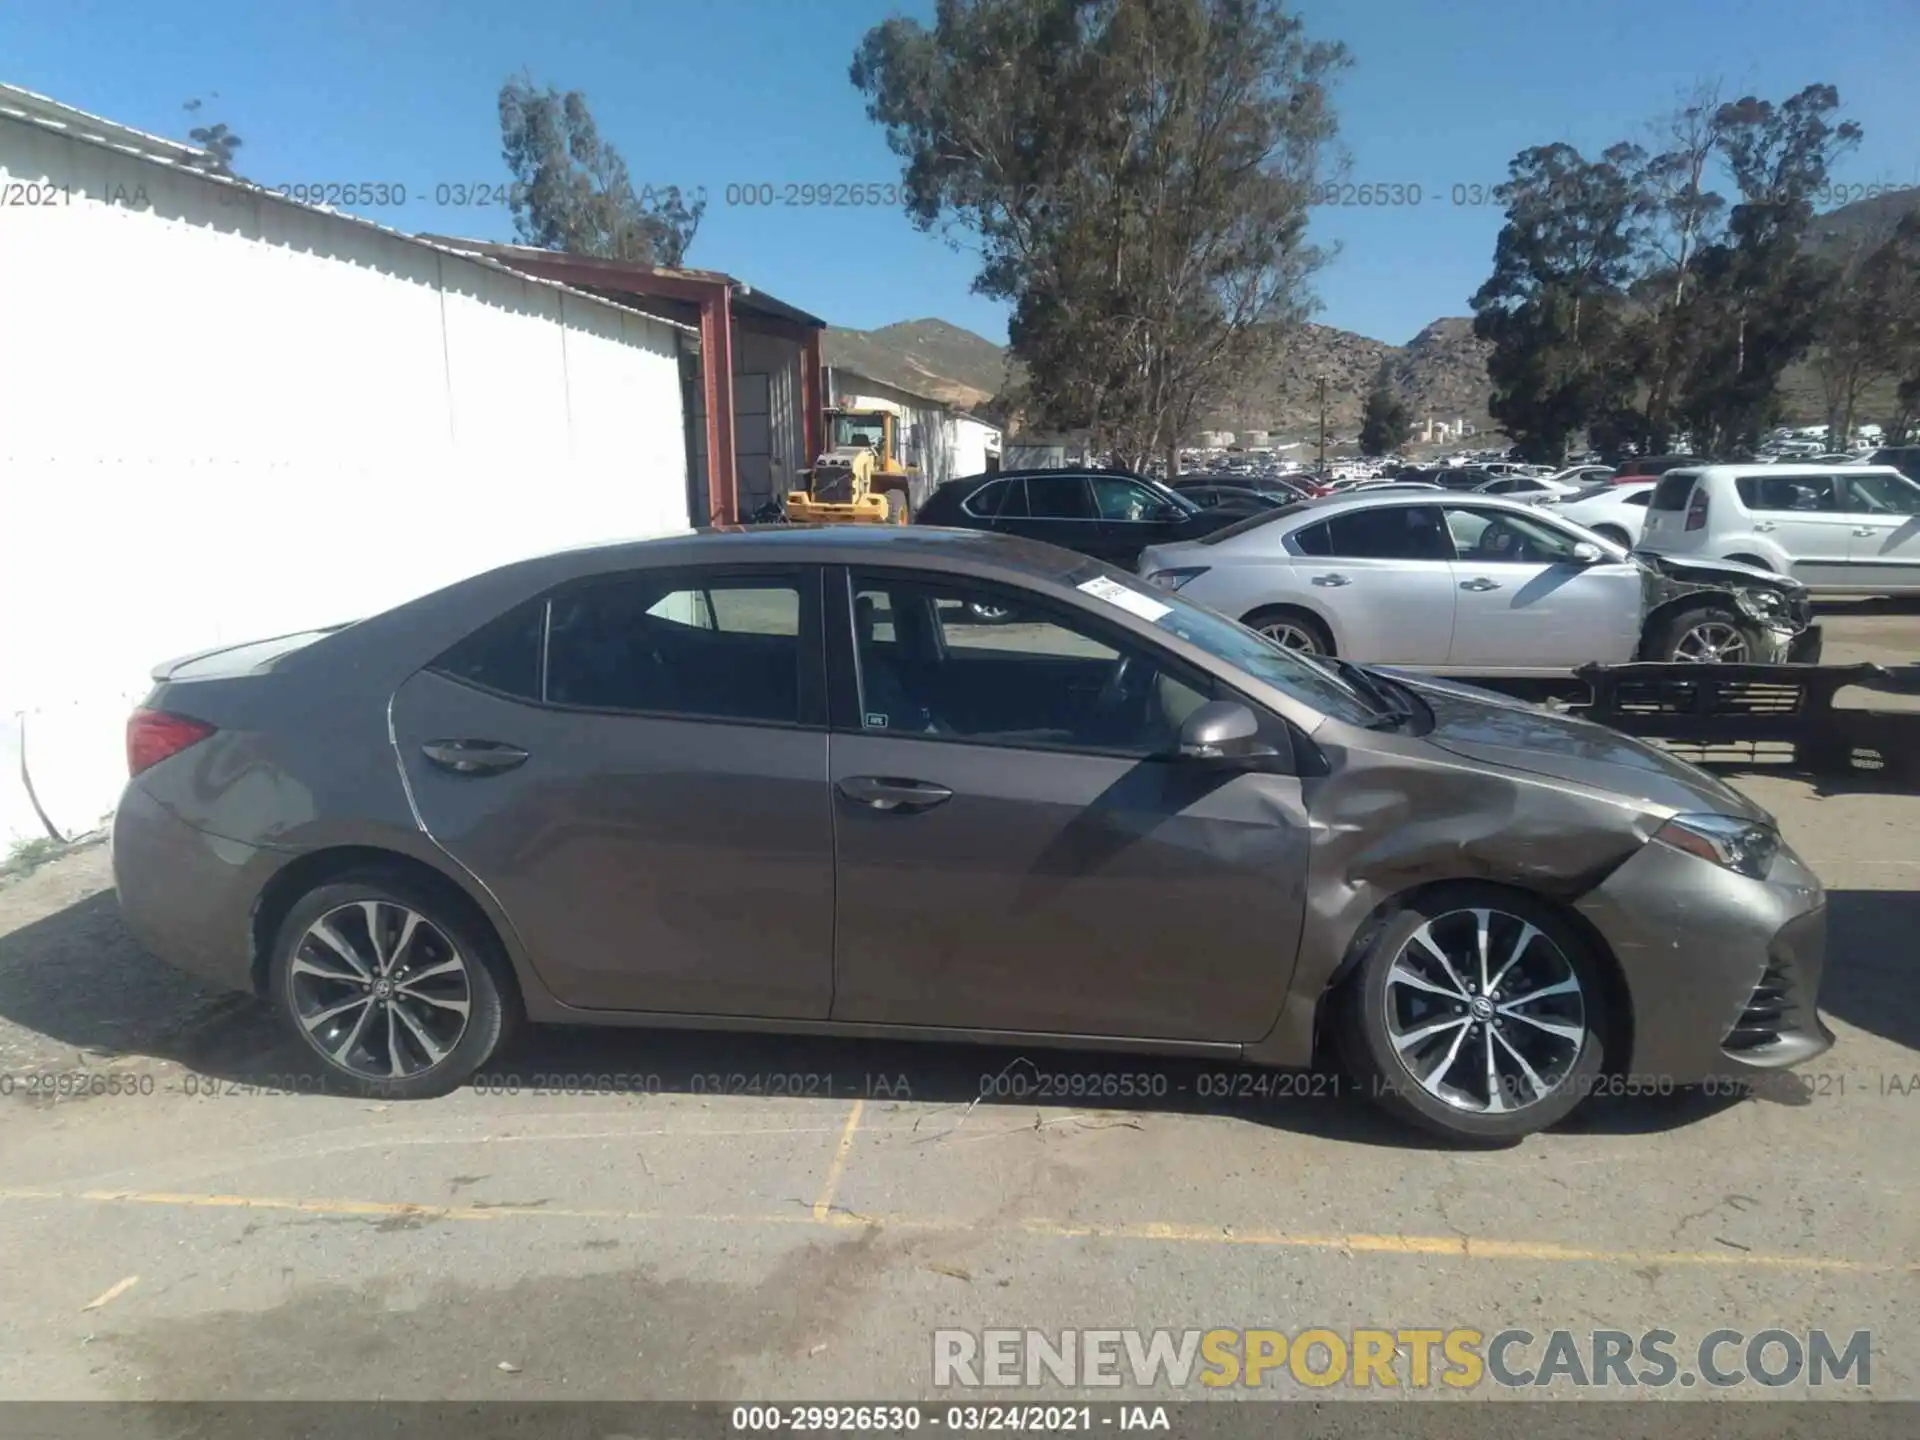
[{"xmin": 1138, "ymin": 492, "xmax": 1819, "ymax": 676}]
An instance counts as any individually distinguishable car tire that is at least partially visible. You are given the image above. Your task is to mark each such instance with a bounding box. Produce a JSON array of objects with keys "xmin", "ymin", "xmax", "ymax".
[
  {"xmin": 268, "ymin": 872, "xmax": 516, "ymax": 1100},
  {"xmin": 1657, "ymin": 601, "xmax": 1764, "ymax": 664},
  {"xmin": 1591, "ymin": 524, "xmax": 1632, "ymax": 547},
  {"xmin": 1243, "ymin": 605, "xmax": 1334, "ymax": 655},
  {"xmin": 1336, "ymin": 885, "xmax": 1613, "ymax": 1143}
]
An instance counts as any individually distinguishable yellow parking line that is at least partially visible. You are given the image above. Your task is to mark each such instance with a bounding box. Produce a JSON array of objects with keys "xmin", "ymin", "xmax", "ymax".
[
  {"xmin": 812, "ymin": 1099, "xmax": 866, "ymax": 1220},
  {"xmin": 0, "ymin": 1185, "xmax": 1909, "ymax": 1274}
]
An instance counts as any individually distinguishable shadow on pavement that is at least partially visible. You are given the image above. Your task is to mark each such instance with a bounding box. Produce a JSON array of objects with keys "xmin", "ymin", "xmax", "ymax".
[
  {"xmin": 1688, "ymin": 758, "xmax": 1918, "ymax": 800},
  {"xmin": 1819, "ymin": 888, "xmax": 1920, "ymax": 1056},
  {"xmin": 0, "ymin": 880, "xmax": 1900, "ymax": 1147}
]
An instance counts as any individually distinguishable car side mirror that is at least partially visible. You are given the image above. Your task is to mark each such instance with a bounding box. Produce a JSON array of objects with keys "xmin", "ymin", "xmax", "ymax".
[
  {"xmin": 1570, "ymin": 541, "xmax": 1603, "ymax": 564},
  {"xmin": 1177, "ymin": 700, "xmax": 1279, "ymax": 764}
]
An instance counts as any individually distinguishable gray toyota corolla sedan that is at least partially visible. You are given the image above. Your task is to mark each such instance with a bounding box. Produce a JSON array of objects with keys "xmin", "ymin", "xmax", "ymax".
[{"xmin": 112, "ymin": 526, "xmax": 1832, "ymax": 1141}]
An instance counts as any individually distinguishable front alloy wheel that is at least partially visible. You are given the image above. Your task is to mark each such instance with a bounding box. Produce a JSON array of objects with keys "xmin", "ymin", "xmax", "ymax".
[
  {"xmin": 1658, "ymin": 602, "xmax": 1763, "ymax": 665},
  {"xmin": 1256, "ymin": 619, "xmax": 1323, "ymax": 653},
  {"xmin": 1382, "ymin": 909, "xmax": 1585, "ymax": 1114},
  {"xmin": 1671, "ymin": 620, "xmax": 1750, "ymax": 663},
  {"xmin": 270, "ymin": 875, "xmax": 512, "ymax": 1098},
  {"xmin": 1339, "ymin": 886, "xmax": 1610, "ymax": 1142}
]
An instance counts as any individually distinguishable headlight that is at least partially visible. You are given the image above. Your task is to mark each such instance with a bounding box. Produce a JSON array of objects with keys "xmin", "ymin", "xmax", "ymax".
[
  {"xmin": 1145, "ymin": 566, "xmax": 1209, "ymax": 591},
  {"xmin": 1653, "ymin": 813, "xmax": 1780, "ymax": 879}
]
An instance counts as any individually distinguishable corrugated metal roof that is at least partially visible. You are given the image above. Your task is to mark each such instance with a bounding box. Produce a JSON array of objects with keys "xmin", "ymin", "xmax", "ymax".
[
  {"xmin": 421, "ymin": 237, "xmax": 828, "ymax": 330},
  {"xmin": 0, "ymin": 82, "xmax": 210, "ymax": 166},
  {"xmin": 0, "ymin": 81, "xmax": 697, "ymax": 337}
]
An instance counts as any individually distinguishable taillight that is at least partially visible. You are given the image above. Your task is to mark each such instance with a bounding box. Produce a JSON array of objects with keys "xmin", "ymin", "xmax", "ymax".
[
  {"xmin": 127, "ymin": 709, "xmax": 216, "ymax": 777},
  {"xmin": 1685, "ymin": 487, "xmax": 1710, "ymax": 531}
]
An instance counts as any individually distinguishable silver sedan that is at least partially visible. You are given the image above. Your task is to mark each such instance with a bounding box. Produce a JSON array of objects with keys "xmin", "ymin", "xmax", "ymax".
[{"xmin": 1138, "ymin": 492, "xmax": 1819, "ymax": 674}]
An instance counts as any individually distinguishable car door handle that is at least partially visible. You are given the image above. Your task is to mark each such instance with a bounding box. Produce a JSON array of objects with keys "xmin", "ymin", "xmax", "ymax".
[
  {"xmin": 1753, "ymin": 521, "xmax": 1776, "ymax": 532},
  {"xmin": 421, "ymin": 740, "xmax": 530, "ymax": 775},
  {"xmin": 836, "ymin": 776, "xmax": 954, "ymax": 813},
  {"xmin": 1853, "ymin": 526, "xmax": 1885, "ymax": 536},
  {"xmin": 1310, "ymin": 573, "xmax": 1351, "ymax": 587},
  {"xmin": 1459, "ymin": 577, "xmax": 1502, "ymax": 591}
]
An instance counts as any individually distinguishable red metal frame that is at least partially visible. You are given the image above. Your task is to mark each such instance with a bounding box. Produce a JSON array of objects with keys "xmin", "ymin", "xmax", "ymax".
[
  {"xmin": 701, "ymin": 285, "xmax": 738, "ymax": 526},
  {"xmin": 799, "ymin": 327, "xmax": 823, "ymax": 473}
]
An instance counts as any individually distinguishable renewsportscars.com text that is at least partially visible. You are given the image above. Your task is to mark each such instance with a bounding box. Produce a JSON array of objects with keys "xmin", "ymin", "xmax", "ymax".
[{"xmin": 932, "ymin": 1327, "xmax": 1872, "ymax": 1391}]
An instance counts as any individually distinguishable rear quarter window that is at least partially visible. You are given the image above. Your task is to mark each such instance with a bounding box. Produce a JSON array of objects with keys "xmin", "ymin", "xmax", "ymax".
[
  {"xmin": 428, "ymin": 598, "xmax": 546, "ymax": 700},
  {"xmin": 1649, "ymin": 472, "xmax": 1699, "ymax": 511}
]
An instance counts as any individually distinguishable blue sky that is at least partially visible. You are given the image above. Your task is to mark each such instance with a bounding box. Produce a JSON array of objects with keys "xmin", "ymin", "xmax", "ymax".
[{"xmin": 4, "ymin": 0, "xmax": 1915, "ymax": 346}]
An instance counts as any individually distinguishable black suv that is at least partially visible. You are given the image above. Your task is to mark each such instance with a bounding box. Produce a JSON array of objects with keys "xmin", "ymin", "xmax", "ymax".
[
  {"xmin": 1869, "ymin": 446, "xmax": 1920, "ymax": 484},
  {"xmin": 915, "ymin": 468, "xmax": 1258, "ymax": 568}
]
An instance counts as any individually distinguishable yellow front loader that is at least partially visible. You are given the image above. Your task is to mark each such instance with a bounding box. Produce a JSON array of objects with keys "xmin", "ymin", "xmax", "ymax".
[{"xmin": 786, "ymin": 408, "xmax": 918, "ymax": 525}]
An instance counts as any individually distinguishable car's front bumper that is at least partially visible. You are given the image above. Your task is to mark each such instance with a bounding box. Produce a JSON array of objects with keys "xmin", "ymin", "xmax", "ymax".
[
  {"xmin": 1788, "ymin": 623, "xmax": 1824, "ymax": 663},
  {"xmin": 112, "ymin": 781, "xmax": 283, "ymax": 994},
  {"xmin": 1574, "ymin": 837, "xmax": 1833, "ymax": 1085}
]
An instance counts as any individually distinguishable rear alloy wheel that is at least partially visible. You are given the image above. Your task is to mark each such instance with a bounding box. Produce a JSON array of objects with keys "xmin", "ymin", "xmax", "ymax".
[
  {"xmin": 1244, "ymin": 606, "xmax": 1333, "ymax": 655},
  {"xmin": 1339, "ymin": 887, "xmax": 1610, "ymax": 1142},
  {"xmin": 1660, "ymin": 602, "xmax": 1762, "ymax": 664},
  {"xmin": 270, "ymin": 875, "xmax": 513, "ymax": 1099}
]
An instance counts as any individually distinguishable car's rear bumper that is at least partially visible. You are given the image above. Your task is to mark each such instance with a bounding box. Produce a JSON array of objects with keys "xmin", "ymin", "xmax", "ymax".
[
  {"xmin": 112, "ymin": 781, "xmax": 280, "ymax": 994},
  {"xmin": 1575, "ymin": 839, "xmax": 1833, "ymax": 1085}
]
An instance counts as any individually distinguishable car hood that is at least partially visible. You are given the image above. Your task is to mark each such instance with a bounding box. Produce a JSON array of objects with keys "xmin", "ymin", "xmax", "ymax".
[
  {"xmin": 1633, "ymin": 549, "xmax": 1794, "ymax": 590},
  {"xmin": 1379, "ymin": 670, "xmax": 1773, "ymax": 823}
]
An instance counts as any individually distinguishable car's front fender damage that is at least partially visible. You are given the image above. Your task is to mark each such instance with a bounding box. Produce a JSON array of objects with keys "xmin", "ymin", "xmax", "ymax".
[
  {"xmin": 1244, "ymin": 751, "xmax": 1656, "ymax": 1068},
  {"xmin": 1634, "ymin": 556, "xmax": 1812, "ymax": 662}
]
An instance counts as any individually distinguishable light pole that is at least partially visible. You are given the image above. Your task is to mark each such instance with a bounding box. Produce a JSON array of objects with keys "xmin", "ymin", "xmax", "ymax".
[{"xmin": 1316, "ymin": 375, "xmax": 1328, "ymax": 471}]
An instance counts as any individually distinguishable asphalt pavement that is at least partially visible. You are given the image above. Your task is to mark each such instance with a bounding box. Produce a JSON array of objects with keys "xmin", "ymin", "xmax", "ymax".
[{"xmin": 0, "ymin": 608, "xmax": 1914, "ymax": 1407}]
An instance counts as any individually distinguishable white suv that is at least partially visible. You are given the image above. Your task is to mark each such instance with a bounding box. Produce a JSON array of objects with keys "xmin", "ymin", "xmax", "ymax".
[{"xmin": 1637, "ymin": 463, "xmax": 1920, "ymax": 596}]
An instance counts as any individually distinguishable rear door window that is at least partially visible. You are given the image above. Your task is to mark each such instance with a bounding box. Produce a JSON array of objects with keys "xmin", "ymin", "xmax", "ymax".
[
  {"xmin": 1025, "ymin": 474, "xmax": 1095, "ymax": 519},
  {"xmin": 546, "ymin": 574, "xmax": 807, "ymax": 724},
  {"xmin": 1320, "ymin": 505, "xmax": 1454, "ymax": 560}
]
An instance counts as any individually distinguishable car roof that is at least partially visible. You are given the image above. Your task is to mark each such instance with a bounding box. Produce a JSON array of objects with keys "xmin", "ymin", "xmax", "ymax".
[
  {"xmin": 297, "ymin": 524, "xmax": 1119, "ymax": 689},
  {"xmin": 937, "ymin": 467, "xmax": 1148, "ymax": 490},
  {"xmin": 1260, "ymin": 490, "xmax": 1548, "ymax": 523},
  {"xmin": 1684, "ymin": 463, "xmax": 1907, "ymax": 480}
]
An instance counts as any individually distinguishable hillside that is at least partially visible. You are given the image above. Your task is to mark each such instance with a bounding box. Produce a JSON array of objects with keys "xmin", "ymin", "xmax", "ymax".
[
  {"xmin": 826, "ymin": 313, "xmax": 1493, "ymax": 440},
  {"xmin": 1211, "ymin": 316, "xmax": 1496, "ymax": 438},
  {"xmin": 821, "ymin": 319, "xmax": 1021, "ymax": 412},
  {"xmin": 830, "ymin": 186, "xmax": 1920, "ymax": 438},
  {"xmin": 1780, "ymin": 184, "xmax": 1920, "ymax": 425}
]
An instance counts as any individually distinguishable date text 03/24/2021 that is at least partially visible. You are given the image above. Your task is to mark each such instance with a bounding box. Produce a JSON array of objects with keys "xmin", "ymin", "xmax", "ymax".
[{"xmin": 729, "ymin": 1405, "xmax": 1167, "ymax": 1433}]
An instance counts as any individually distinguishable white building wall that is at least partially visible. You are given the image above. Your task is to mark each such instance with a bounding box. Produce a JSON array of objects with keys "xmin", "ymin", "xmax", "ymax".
[
  {"xmin": 0, "ymin": 116, "xmax": 690, "ymax": 844},
  {"xmin": 951, "ymin": 416, "xmax": 1003, "ymax": 478}
]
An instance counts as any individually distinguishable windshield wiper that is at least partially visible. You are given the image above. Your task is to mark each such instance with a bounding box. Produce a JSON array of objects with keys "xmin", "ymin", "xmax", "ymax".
[{"xmin": 1330, "ymin": 658, "xmax": 1414, "ymax": 729}]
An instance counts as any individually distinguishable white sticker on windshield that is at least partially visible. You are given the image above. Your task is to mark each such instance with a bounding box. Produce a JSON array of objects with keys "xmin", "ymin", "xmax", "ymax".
[{"xmin": 1077, "ymin": 574, "xmax": 1172, "ymax": 622}]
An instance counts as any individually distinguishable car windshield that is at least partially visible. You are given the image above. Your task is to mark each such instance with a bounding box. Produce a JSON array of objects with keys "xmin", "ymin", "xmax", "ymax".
[{"xmin": 1066, "ymin": 563, "xmax": 1381, "ymax": 725}]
